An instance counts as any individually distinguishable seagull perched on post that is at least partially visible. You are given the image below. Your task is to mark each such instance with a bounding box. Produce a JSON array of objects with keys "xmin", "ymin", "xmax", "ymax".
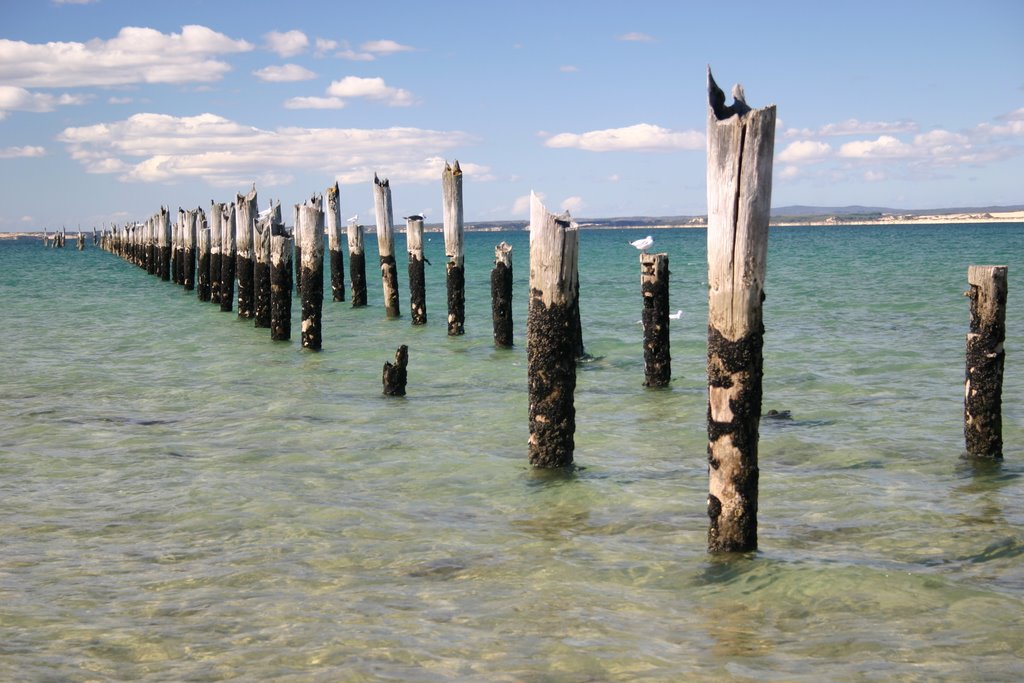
[
  {"xmin": 629, "ymin": 235, "xmax": 654, "ymax": 253},
  {"xmin": 347, "ymin": 214, "xmax": 358, "ymax": 225}
]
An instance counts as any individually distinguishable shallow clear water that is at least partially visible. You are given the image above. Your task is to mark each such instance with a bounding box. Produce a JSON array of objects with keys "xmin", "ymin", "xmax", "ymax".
[{"xmin": 1, "ymin": 224, "xmax": 1022, "ymax": 681}]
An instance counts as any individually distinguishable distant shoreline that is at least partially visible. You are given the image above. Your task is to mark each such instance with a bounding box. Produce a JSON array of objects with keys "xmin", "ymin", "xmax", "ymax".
[{"xmin": 3, "ymin": 210, "xmax": 1022, "ymax": 239}]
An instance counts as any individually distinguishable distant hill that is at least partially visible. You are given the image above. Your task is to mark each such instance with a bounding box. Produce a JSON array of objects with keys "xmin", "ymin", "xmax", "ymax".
[{"xmin": 771, "ymin": 204, "xmax": 1024, "ymax": 218}]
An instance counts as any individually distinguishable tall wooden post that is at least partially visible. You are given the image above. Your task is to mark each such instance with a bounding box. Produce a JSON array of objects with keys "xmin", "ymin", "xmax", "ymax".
[
  {"xmin": 158, "ymin": 207, "xmax": 171, "ymax": 281},
  {"xmin": 219, "ymin": 202, "xmax": 236, "ymax": 313},
  {"xmin": 297, "ymin": 196, "xmax": 325, "ymax": 350},
  {"xmin": 491, "ymin": 241, "xmax": 513, "ymax": 347},
  {"xmin": 235, "ymin": 186, "xmax": 257, "ymax": 318},
  {"xmin": 965, "ymin": 265, "xmax": 1008, "ymax": 458},
  {"xmin": 326, "ymin": 181, "xmax": 346, "ymax": 302},
  {"xmin": 374, "ymin": 174, "xmax": 400, "ymax": 318},
  {"xmin": 406, "ymin": 214, "xmax": 427, "ymax": 325},
  {"xmin": 173, "ymin": 212, "xmax": 183, "ymax": 284},
  {"xmin": 705, "ymin": 68, "xmax": 776, "ymax": 553},
  {"xmin": 253, "ymin": 206, "xmax": 274, "ymax": 329},
  {"xmin": 183, "ymin": 208, "xmax": 197, "ymax": 291},
  {"xmin": 442, "ymin": 160, "xmax": 466, "ymax": 335},
  {"xmin": 197, "ymin": 214, "xmax": 211, "ymax": 301},
  {"xmin": 348, "ymin": 217, "xmax": 367, "ymax": 307},
  {"xmin": 641, "ymin": 252, "xmax": 671, "ymax": 387},
  {"xmin": 270, "ymin": 226, "xmax": 294, "ymax": 342},
  {"xmin": 527, "ymin": 192, "xmax": 579, "ymax": 469},
  {"xmin": 293, "ymin": 202, "xmax": 302, "ymax": 297},
  {"xmin": 209, "ymin": 201, "xmax": 222, "ymax": 304}
]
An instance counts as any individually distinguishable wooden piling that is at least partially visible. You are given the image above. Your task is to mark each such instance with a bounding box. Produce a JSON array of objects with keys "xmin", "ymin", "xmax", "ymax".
[
  {"xmin": 297, "ymin": 196, "xmax": 324, "ymax": 350},
  {"xmin": 382, "ymin": 345, "xmax": 409, "ymax": 396},
  {"xmin": 348, "ymin": 217, "xmax": 367, "ymax": 307},
  {"xmin": 173, "ymin": 213, "xmax": 183, "ymax": 284},
  {"xmin": 158, "ymin": 207, "xmax": 171, "ymax": 281},
  {"xmin": 253, "ymin": 206, "xmax": 274, "ymax": 328},
  {"xmin": 374, "ymin": 174, "xmax": 400, "ymax": 318},
  {"xmin": 183, "ymin": 208, "xmax": 197, "ymax": 291},
  {"xmin": 491, "ymin": 241, "xmax": 514, "ymax": 347},
  {"xmin": 641, "ymin": 253, "xmax": 671, "ymax": 387},
  {"xmin": 442, "ymin": 161, "xmax": 466, "ymax": 335},
  {"xmin": 705, "ymin": 68, "xmax": 776, "ymax": 553},
  {"xmin": 326, "ymin": 181, "xmax": 346, "ymax": 302},
  {"xmin": 219, "ymin": 202, "xmax": 236, "ymax": 313},
  {"xmin": 406, "ymin": 215, "xmax": 427, "ymax": 325},
  {"xmin": 197, "ymin": 215, "xmax": 211, "ymax": 301},
  {"xmin": 964, "ymin": 265, "xmax": 1008, "ymax": 458},
  {"xmin": 209, "ymin": 201, "xmax": 222, "ymax": 304},
  {"xmin": 527, "ymin": 192, "xmax": 579, "ymax": 468},
  {"xmin": 235, "ymin": 186, "xmax": 258, "ymax": 318},
  {"xmin": 270, "ymin": 227, "xmax": 294, "ymax": 342},
  {"xmin": 293, "ymin": 203, "xmax": 302, "ymax": 297}
]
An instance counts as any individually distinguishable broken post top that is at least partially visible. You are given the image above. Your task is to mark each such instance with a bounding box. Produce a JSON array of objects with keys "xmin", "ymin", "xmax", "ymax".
[
  {"xmin": 529, "ymin": 191, "xmax": 578, "ymax": 308},
  {"xmin": 442, "ymin": 160, "xmax": 464, "ymax": 261}
]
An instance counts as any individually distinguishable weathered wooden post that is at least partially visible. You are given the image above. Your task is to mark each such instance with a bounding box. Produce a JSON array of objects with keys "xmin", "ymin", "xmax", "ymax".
[
  {"xmin": 705, "ymin": 68, "xmax": 776, "ymax": 553},
  {"xmin": 253, "ymin": 206, "xmax": 274, "ymax": 328},
  {"xmin": 173, "ymin": 213, "xmax": 183, "ymax": 284},
  {"xmin": 297, "ymin": 195, "xmax": 324, "ymax": 350},
  {"xmin": 209, "ymin": 201, "xmax": 222, "ymax": 304},
  {"xmin": 641, "ymin": 252, "xmax": 671, "ymax": 387},
  {"xmin": 491, "ymin": 241, "xmax": 514, "ymax": 347},
  {"xmin": 374, "ymin": 174, "xmax": 401, "ymax": 318},
  {"xmin": 270, "ymin": 227, "xmax": 294, "ymax": 342},
  {"xmin": 77, "ymin": 231, "xmax": 85, "ymax": 251},
  {"xmin": 326, "ymin": 181, "xmax": 346, "ymax": 302},
  {"xmin": 442, "ymin": 160, "xmax": 466, "ymax": 335},
  {"xmin": 145, "ymin": 218, "xmax": 155, "ymax": 272},
  {"xmin": 382, "ymin": 345, "xmax": 409, "ymax": 396},
  {"xmin": 197, "ymin": 217, "xmax": 211, "ymax": 301},
  {"xmin": 406, "ymin": 214, "xmax": 427, "ymax": 325},
  {"xmin": 157, "ymin": 207, "xmax": 170, "ymax": 281},
  {"xmin": 183, "ymin": 208, "xmax": 197, "ymax": 291},
  {"xmin": 219, "ymin": 202, "xmax": 236, "ymax": 313},
  {"xmin": 348, "ymin": 216, "xmax": 367, "ymax": 307},
  {"xmin": 293, "ymin": 203, "xmax": 302, "ymax": 297},
  {"xmin": 527, "ymin": 192, "xmax": 579, "ymax": 469},
  {"xmin": 964, "ymin": 265, "xmax": 1008, "ymax": 458},
  {"xmin": 236, "ymin": 186, "xmax": 257, "ymax": 318}
]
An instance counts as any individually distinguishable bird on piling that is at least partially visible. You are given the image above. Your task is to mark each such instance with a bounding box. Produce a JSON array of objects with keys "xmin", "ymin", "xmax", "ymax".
[
  {"xmin": 347, "ymin": 215, "xmax": 358, "ymax": 225},
  {"xmin": 629, "ymin": 235, "xmax": 654, "ymax": 252}
]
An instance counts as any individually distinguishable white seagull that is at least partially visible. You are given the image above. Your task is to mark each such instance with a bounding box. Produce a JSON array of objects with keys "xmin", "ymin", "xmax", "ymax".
[
  {"xmin": 669, "ymin": 310, "xmax": 683, "ymax": 320},
  {"xmin": 347, "ymin": 214, "xmax": 358, "ymax": 224},
  {"xmin": 629, "ymin": 235, "xmax": 654, "ymax": 252}
]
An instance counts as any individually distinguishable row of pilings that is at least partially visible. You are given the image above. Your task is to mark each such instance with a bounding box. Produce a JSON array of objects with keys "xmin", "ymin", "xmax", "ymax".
[{"xmin": 88, "ymin": 70, "xmax": 1008, "ymax": 555}]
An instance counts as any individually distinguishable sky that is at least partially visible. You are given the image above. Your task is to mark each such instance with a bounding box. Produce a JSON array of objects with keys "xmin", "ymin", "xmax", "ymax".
[{"xmin": 0, "ymin": 0, "xmax": 1022, "ymax": 232}]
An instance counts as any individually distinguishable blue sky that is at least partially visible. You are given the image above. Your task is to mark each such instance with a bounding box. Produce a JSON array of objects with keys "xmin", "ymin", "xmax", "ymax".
[{"xmin": 1, "ymin": 0, "xmax": 1021, "ymax": 231}]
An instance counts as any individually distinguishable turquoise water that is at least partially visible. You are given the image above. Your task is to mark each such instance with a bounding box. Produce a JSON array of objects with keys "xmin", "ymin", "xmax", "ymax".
[{"xmin": 1, "ymin": 224, "xmax": 1022, "ymax": 681}]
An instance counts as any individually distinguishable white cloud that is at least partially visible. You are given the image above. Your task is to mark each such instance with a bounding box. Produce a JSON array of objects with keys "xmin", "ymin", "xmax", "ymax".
[
  {"xmin": 544, "ymin": 123, "xmax": 703, "ymax": 152},
  {"xmin": 560, "ymin": 65, "xmax": 579, "ymax": 73},
  {"xmin": 0, "ymin": 25, "xmax": 252, "ymax": 88},
  {"xmin": 326, "ymin": 76, "xmax": 416, "ymax": 106},
  {"xmin": 838, "ymin": 135, "xmax": 915, "ymax": 159},
  {"xmin": 360, "ymin": 39, "xmax": 415, "ymax": 55},
  {"xmin": 0, "ymin": 85, "xmax": 90, "ymax": 116},
  {"xmin": 0, "ymin": 145, "xmax": 46, "ymax": 158},
  {"xmin": 56, "ymin": 112, "xmax": 479, "ymax": 188},
  {"xmin": 561, "ymin": 196, "xmax": 585, "ymax": 213},
  {"xmin": 617, "ymin": 32, "xmax": 655, "ymax": 42},
  {"xmin": 108, "ymin": 96, "xmax": 133, "ymax": 104},
  {"xmin": 777, "ymin": 140, "xmax": 832, "ymax": 163},
  {"xmin": 817, "ymin": 119, "xmax": 918, "ymax": 137},
  {"xmin": 778, "ymin": 166, "xmax": 801, "ymax": 180},
  {"xmin": 284, "ymin": 96, "xmax": 345, "ymax": 109},
  {"xmin": 253, "ymin": 64, "xmax": 316, "ymax": 82},
  {"xmin": 314, "ymin": 38, "xmax": 338, "ymax": 57},
  {"xmin": 265, "ymin": 30, "xmax": 309, "ymax": 58},
  {"xmin": 336, "ymin": 48, "xmax": 376, "ymax": 62}
]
